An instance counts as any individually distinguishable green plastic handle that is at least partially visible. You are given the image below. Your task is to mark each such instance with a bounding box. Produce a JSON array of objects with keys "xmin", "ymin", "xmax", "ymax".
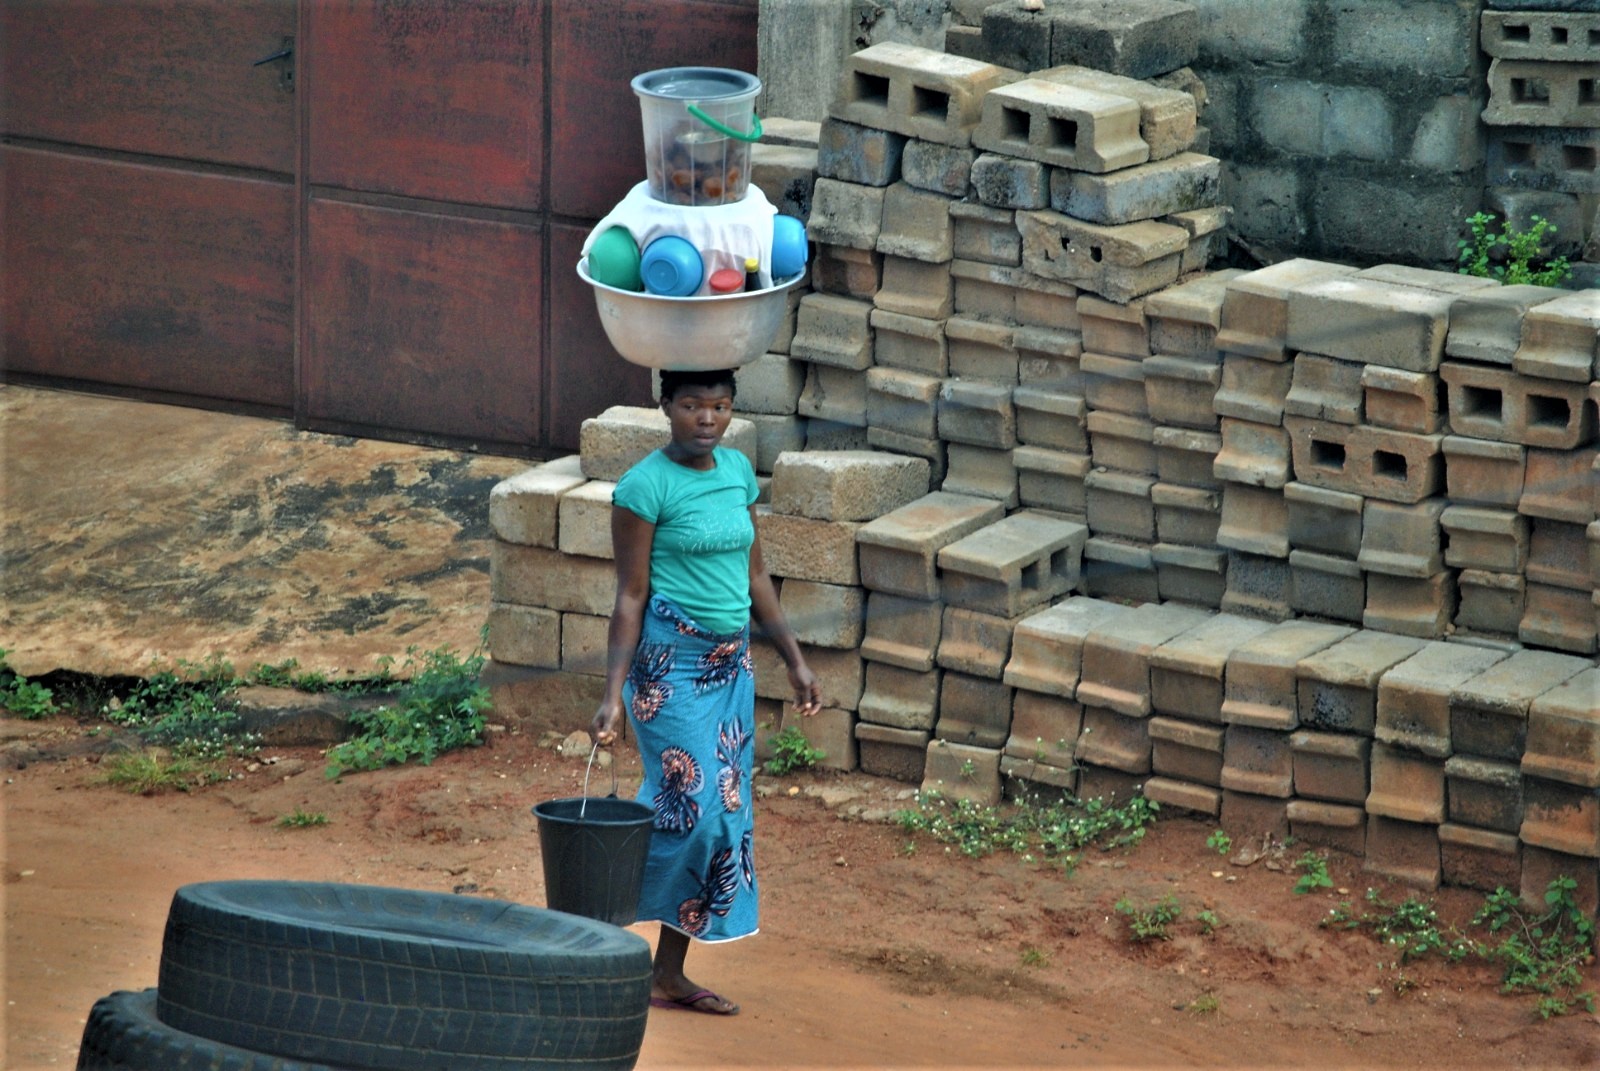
[{"xmin": 687, "ymin": 104, "xmax": 763, "ymax": 142}]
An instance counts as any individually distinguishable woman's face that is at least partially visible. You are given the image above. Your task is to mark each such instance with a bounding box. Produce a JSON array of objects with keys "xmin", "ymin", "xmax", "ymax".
[{"xmin": 661, "ymin": 383, "xmax": 734, "ymax": 465}]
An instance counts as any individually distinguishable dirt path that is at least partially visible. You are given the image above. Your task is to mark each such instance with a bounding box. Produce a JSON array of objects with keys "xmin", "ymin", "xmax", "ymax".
[{"xmin": 4, "ymin": 714, "xmax": 1597, "ymax": 1070}]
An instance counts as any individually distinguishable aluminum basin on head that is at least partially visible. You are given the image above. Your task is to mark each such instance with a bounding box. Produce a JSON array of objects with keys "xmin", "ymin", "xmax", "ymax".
[{"xmin": 578, "ymin": 259, "xmax": 805, "ymax": 371}]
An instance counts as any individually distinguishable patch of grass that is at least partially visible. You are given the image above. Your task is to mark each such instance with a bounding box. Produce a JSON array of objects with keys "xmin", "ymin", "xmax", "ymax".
[
  {"xmin": 103, "ymin": 656, "xmax": 257, "ymax": 762},
  {"xmin": 894, "ymin": 791, "xmax": 1159, "ymax": 869},
  {"xmin": 0, "ymin": 649, "xmax": 56, "ymax": 720},
  {"xmin": 1293, "ymin": 851, "xmax": 1334, "ymax": 895},
  {"xmin": 276, "ymin": 808, "xmax": 330, "ymax": 829},
  {"xmin": 324, "ymin": 644, "xmax": 490, "ymax": 779},
  {"xmin": 1188, "ymin": 992, "xmax": 1220, "ymax": 1016},
  {"xmin": 1019, "ymin": 946, "xmax": 1049, "ymax": 968},
  {"xmin": 1114, "ymin": 893, "xmax": 1183, "ymax": 942},
  {"xmin": 1206, "ymin": 829, "xmax": 1232, "ymax": 856},
  {"xmin": 1324, "ymin": 878, "xmax": 1596, "ymax": 1019},
  {"xmin": 246, "ymin": 658, "xmax": 387, "ymax": 693},
  {"xmin": 99, "ymin": 748, "xmax": 222, "ymax": 794},
  {"xmin": 764, "ymin": 725, "xmax": 825, "ymax": 776}
]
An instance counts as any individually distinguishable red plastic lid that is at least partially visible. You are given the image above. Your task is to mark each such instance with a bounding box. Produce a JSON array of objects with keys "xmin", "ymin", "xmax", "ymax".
[{"xmin": 708, "ymin": 268, "xmax": 744, "ymax": 294}]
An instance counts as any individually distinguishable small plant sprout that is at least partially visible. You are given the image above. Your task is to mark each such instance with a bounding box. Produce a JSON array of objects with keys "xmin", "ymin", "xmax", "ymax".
[
  {"xmin": 1114, "ymin": 893, "xmax": 1183, "ymax": 942},
  {"xmin": 764, "ymin": 725, "xmax": 825, "ymax": 776},
  {"xmin": 1188, "ymin": 992, "xmax": 1220, "ymax": 1015},
  {"xmin": 1196, "ymin": 909, "xmax": 1220, "ymax": 935},
  {"xmin": 1206, "ymin": 829, "xmax": 1232, "ymax": 856},
  {"xmin": 1294, "ymin": 851, "xmax": 1334, "ymax": 895},
  {"xmin": 277, "ymin": 809, "xmax": 330, "ymax": 829},
  {"xmin": 1020, "ymin": 947, "xmax": 1049, "ymax": 968}
]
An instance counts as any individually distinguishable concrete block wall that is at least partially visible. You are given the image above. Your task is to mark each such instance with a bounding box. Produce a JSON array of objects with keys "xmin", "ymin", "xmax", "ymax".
[
  {"xmin": 1159, "ymin": 0, "xmax": 1493, "ymax": 269},
  {"xmin": 490, "ymin": 35, "xmax": 1600, "ymax": 907},
  {"xmin": 764, "ymin": 2, "xmax": 1600, "ymax": 282}
]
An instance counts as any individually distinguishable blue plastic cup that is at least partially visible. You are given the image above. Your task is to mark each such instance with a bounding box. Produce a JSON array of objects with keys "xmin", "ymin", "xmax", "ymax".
[
  {"xmin": 640, "ymin": 236, "xmax": 704, "ymax": 296},
  {"xmin": 771, "ymin": 214, "xmax": 809, "ymax": 280}
]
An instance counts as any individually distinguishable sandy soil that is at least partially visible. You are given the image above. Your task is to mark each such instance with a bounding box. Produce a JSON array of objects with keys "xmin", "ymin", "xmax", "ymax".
[{"xmin": 4, "ymin": 712, "xmax": 1597, "ymax": 1071}]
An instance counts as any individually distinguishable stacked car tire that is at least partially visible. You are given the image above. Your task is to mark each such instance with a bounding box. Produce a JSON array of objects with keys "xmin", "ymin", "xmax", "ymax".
[{"xmin": 76, "ymin": 880, "xmax": 653, "ymax": 1071}]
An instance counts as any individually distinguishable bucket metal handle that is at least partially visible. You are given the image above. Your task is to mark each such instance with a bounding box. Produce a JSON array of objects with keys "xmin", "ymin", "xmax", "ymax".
[
  {"xmin": 686, "ymin": 104, "xmax": 763, "ymax": 142},
  {"xmin": 577, "ymin": 742, "xmax": 619, "ymax": 822}
]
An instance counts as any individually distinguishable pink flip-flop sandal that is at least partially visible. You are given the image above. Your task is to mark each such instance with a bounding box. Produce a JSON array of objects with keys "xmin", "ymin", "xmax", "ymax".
[{"xmin": 649, "ymin": 989, "xmax": 739, "ymax": 1015}]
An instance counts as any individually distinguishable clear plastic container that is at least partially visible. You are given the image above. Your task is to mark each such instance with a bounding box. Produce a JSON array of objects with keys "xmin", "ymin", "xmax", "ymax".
[{"xmin": 632, "ymin": 67, "xmax": 762, "ymax": 206}]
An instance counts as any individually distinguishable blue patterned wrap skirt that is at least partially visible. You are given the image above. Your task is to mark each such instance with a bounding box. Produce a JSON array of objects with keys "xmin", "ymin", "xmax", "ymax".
[{"xmin": 625, "ymin": 594, "xmax": 759, "ymax": 942}]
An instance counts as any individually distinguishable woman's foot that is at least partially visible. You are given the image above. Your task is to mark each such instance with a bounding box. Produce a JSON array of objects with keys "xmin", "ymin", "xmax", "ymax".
[{"xmin": 650, "ymin": 976, "xmax": 739, "ymax": 1015}]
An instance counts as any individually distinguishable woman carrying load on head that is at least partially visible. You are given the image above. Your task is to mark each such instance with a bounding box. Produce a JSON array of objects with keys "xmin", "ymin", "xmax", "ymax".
[{"xmin": 590, "ymin": 366, "xmax": 821, "ymax": 1017}]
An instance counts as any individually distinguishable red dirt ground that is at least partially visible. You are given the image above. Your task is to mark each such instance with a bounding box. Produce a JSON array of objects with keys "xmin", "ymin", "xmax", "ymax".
[{"xmin": 5, "ymin": 714, "xmax": 1597, "ymax": 1071}]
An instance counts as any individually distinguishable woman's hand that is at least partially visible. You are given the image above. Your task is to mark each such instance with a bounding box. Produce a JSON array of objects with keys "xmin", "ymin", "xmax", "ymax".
[
  {"xmin": 786, "ymin": 660, "xmax": 822, "ymax": 717},
  {"xmin": 590, "ymin": 695, "xmax": 625, "ymax": 747}
]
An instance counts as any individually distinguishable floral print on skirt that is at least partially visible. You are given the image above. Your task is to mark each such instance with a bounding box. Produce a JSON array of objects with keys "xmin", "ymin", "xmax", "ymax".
[{"xmin": 625, "ymin": 594, "xmax": 758, "ymax": 942}]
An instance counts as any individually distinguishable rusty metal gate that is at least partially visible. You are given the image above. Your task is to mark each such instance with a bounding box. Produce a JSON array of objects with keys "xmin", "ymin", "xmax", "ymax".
[{"xmin": 1, "ymin": 0, "xmax": 759, "ymax": 455}]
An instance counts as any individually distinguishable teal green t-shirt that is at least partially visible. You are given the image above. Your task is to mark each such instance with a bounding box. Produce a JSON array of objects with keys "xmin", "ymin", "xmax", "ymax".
[{"xmin": 612, "ymin": 446, "xmax": 759, "ymax": 635}]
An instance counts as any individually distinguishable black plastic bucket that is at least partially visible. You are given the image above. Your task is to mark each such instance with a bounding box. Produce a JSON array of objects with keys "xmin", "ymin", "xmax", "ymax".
[{"xmin": 533, "ymin": 795, "xmax": 655, "ymax": 926}]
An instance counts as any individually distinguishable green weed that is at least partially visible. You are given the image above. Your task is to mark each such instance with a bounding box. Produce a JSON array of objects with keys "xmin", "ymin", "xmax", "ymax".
[
  {"xmin": 1020, "ymin": 946, "xmax": 1049, "ymax": 968},
  {"xmin": 1476, "ymin": 878, "xmax": 1597, "ymax": 1019},
  {"xmin": 1196, "ymin": 909, "xmax": 1220, "ymax": 935},
  {"xmin": 1115, "ymin": 893, "xmax": 1183, "ymax": 942},
  {"xmin": 1458, "ymin": 212, "xmax": 1572, "ymax": 287},
  {"xmin": 0, "ymin": 649, "xmax": 56, "ymax": 720},
  {"xmin": 894, "ymin": 791, "xmax": 1159, "ymax": 868},
  {"xmin": 276, "ymin": 808, "xmax": 330, "ymax": 829},
  {"xmin": 1293, "ymin": 851, "xmax": 1334, "ymax": 895},
  {"xmin": 1188, "ymin": 992, "xmax": 1220, "ymax": 1015},
  {"xmin": 324, "ymin": 644, "xmax": 490, "ymax": 779},
  {"xmin": 764, "ymin": 725, "xmax": 825, "ymax": 776},
  {"xmin": 247, "ymin": 658, "xmax": 381, "ymax": 693},
  {"xmin": 1206, "ymin": 829, "xmax": 1232, "ymax": 856},
  {"xmin": 1325, "ymin": 878, "xmax": 1596, "ymax": 1019},
  {"xmin": 104, "ymin": 657, "xmax": 256, "ymax": 762}
]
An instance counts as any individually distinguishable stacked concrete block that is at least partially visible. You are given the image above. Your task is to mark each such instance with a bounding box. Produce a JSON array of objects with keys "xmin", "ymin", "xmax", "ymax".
[
  {"xmin": 980, "ymin": 0, "xmax": 1201, "ymax": 82},
  {"xmin": 1520, "ymin": 668, "xmax": 1600, "ymax": 860},
  {"xmin": 578, "ymin": 405, "xmax": 758, "ymax": 482},
  {"xmin": 853, "ymin": 491, "xmax": 1004, "ymax": 780},
  {"xmin": 486, "ymin": 456, "xmax": 583, "ymax": 671},
  {"xmin": 1072, "ymin": 603, "xmax": 1213, "ymax": 794},
  {"xmin": 1481, "ymin": 7, "xmax": 1600, "ymax": 288},
  {"xmin": 1438, "ymin": 285, "xmax": 1600, "ymax": 652}
]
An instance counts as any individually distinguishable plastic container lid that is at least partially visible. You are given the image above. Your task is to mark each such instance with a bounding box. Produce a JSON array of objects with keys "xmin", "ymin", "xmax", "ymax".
[
  {"xmin": 708, "ymin": 269, "xmax": 744, "ymax": 294},
  {"xmin": 631, "ymin": 67, "xmax": 761, "ymax": 102}
]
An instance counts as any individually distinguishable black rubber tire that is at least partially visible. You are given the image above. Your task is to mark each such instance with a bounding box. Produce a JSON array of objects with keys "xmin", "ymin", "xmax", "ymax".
[
  {"xmin": 77, "ymin": 989, "xmax": 345, "ymax": 1071},
  {"xmin": 156, "ymin": 881, "xmax": 652, "ymax": 1071}
]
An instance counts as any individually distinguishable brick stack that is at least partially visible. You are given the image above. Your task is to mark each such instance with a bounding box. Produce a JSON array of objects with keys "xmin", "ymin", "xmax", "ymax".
[
  {"xmin": 1440, "ymin": 285, "xmax": 1600, "ymax": 654},
  {"xmin": 750, "ymin": 449, "xmax": 933, "ymax": 771},
  {"xmin": 1280, "ymin": 263, "xmax": 1499, "ymax": 638},
  {"xmin": 484, "ymin": 32, "xmax": 1600, "ymax": 908},
  {"xmin": 1482, "ymin": 3, "xmax": 1600, "ymax": 284}
]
